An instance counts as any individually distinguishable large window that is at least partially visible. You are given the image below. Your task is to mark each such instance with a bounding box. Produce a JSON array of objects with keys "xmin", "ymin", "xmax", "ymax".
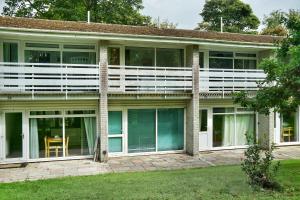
[
  {"xmin": 25, "ymin": 50, "xmax": 60, "ymax": 63},
  {"xmin": 209, "ymin": 51, "xmax": 257, "ymax": 69},
  {"xmin": 125, "ymin": 47, "xmax": 155, "ymax": 66},
  {"xmin": 24, "ymin": 43, "xmax": 96, "ymax": 64},
  {"xmin": 124, "ymin": 46, "xmax": 184, "ymax": 67},
  {"xmin": 213, "ymin": 107, "xmax": 256, "ymax": 147},
  {"xmin": 29, "ymin": 110, "xmax": 96, "ymax": 159},
  {"xmin": 156, "ymin": 48, "xmax": 184, "ymax": 67}
]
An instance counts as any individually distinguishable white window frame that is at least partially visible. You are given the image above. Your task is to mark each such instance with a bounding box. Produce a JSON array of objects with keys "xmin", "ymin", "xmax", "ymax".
[
  {"xmin": 207, "ymin": 50, "xmax": 258, "ymax": 69},
  {"xmin": 23, "ymin": 41, "xmax": 98, "ymax": 64}
]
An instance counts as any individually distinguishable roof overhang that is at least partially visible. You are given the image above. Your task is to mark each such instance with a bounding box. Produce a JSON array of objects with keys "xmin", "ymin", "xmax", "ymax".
[{"xmin": 0, "ymin": 26, "xmax": 277, "ymax": 50}]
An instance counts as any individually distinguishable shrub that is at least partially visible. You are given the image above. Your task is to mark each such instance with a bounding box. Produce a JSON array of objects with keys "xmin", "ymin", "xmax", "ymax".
[{"xmin": 241, "ymin": 133, "xmax": 281, "ymax": 190}]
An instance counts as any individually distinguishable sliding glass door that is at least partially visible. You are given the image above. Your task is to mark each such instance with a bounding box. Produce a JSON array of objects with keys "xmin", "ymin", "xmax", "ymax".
[
  {"xmin": 29, "ymin": 110, "xmax": 97, "ymax": 159},
  {"xmin": 128, "ymin": 109, "xmax": 156, "ymax": 153},
  {"xmin": 126, "ymin": 108, "xmax": 184, "ymax": 154},
  {"xmin": 213, "ymin": 107, "xmax": 256, "ymax": 147},
  {"xmin": 157, "ymin": 108, "xmax": 184, "ymax": 151}
]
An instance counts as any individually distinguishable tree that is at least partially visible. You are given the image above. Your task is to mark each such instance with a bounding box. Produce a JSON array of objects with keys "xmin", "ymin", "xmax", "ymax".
[
  {"xmin": 234, "ymin": 10, "xmax": 300, "ymax": 115},
  {"xmin": 2, "ymin": 0, "xmax": 152, "ymax": 26},
  {"xmin": 150, "ymin": 17, "xmax": 177, "ymax": 29},
  {"xmin": 197, "ymin": 0, "xmax": 260, "ymax": 33},
  {"xmin": 261, "ymin": 10, "xmax": 288, "ymax": 36}
]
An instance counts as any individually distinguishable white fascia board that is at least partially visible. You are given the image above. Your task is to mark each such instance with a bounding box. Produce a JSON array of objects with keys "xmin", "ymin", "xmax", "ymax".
[{"xmin": 0, "ymin": 26, "xmax": 277, "ymax": 49}]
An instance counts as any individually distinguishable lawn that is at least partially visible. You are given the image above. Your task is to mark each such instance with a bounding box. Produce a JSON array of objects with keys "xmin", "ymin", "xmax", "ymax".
[{"xmin": 0, "ymin": 160, "xmax": 300, "ymax": 200}]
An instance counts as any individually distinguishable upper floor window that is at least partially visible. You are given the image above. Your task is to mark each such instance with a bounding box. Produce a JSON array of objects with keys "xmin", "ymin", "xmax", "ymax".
[
  {"xmin": 3, "ymin": 42, "xmax": 18, "ymax": 62},
  {"xmin": 24, "ymin": 42, "xmax": 96, "ymax": 64},
  {"xmin": 199, "ymin": 52, "xmax": 204, "ymax": 68},
  {"xmin": 108, "ymin": 47, "xmax": 120, "ymax": 65},
  {"xmin": 125, "ymin": 47, "xmax": 155, "ymax": 66},
  {"xmin": 209, "ymin": 51, "xmax": 257, "ymax": 69},
  {"xmin": 124, "ymin": 46, "xmax": 184, "ymax": 67},
  {"xmin": 156, "ymin": 48, "xmax": 184, "ymax": 67}
]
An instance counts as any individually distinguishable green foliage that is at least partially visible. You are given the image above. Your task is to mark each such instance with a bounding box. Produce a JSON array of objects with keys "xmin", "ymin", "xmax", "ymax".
[
  {"xmin": 2, "ymin": 0, "xmax": 152, "ymax": 26},
  {"xmin": 261, "ymin": 10, "xmax": 287, "ymax": 36},
  {"xmin": 234, "ymin": 10, "xmax": 300, "ymax": 115},
  {"xmin": 197, "ymin": 0, "xmax": 260, "ymax": 33},
  {"xmin": 150, "ymin": 17, "xmax": 178, "ymax": 29},
  {"xmin": 261, "ymin": 10, "xmax": 300, "ymax": 36},
  {"xmin": 242, "ymin": 134, "xmax": 281, "ymax": 190}
]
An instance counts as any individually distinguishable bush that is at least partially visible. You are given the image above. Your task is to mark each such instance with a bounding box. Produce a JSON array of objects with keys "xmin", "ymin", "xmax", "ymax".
[{"xmin": 241, "ymin": 133, "xmax": 281, "ymax": 190}]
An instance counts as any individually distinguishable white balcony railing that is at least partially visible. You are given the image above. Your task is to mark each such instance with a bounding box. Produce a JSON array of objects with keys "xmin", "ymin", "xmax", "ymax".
[
  {"xmin": 0, "ymin": 63, "xmax": 267, "ymax": 96},
  {"xmin": 199, "ymin": 68, "xmax": 266, "ymax": 93},
  {"xmin": 0, "ymin": 62, "xmax": 100, "ymax": 94},
  {"xmin": 108, "ymin": 65, "xmax": 193, "ymax": 93}
]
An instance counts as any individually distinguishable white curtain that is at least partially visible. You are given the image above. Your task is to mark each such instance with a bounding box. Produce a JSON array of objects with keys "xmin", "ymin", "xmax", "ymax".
[
  {"xmin": 222, "ymin": 115, "xmax": 235, "ymax": 146},
  {"xmin": 236, "ymin": 114, "xmax": 255, "ymax": 145},
  {"xmin": 84, "ymin": 117, "xmax": 96, "ymax": 155},
  {"xmin": 30, "ymin": 119, "xmax": 39, "ymax": 159}
]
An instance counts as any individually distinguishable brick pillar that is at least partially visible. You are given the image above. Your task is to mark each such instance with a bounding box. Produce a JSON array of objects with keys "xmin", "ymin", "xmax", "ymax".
[
  {"xmin": 257, "ymin": 110, "xmax": 274, "ymax": 149},
  {"xmin": 186, "ymin": 45, "xmax": 200, "ymax": 156},
  {"xmin": 99, "ymin": 40, "xmax": 109, "ymax": 162}
]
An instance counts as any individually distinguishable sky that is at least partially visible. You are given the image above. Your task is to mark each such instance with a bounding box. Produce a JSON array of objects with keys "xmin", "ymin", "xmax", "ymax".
[
  {"xmin": 142, "ymin": 0, "xmax": 300, "ymax": 29},
  {"xmin": 0, "ymin": 0, "xmax": 299, "ymax": 30}
]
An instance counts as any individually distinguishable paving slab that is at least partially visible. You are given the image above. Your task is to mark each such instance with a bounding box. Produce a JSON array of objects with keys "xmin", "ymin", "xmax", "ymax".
[{"xmin": 0, "ymin": 146, "xmax": 299, "ymax": 183}]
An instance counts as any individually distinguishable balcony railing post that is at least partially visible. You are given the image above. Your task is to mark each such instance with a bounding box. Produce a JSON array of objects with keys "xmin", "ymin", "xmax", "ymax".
[
  {"xmin": 120, "ymin": 65, "xmax": 125, "ymax": 92},
  {"xmin": 65, "ymin": 64, "xmax": 68, "ymax": 99}
]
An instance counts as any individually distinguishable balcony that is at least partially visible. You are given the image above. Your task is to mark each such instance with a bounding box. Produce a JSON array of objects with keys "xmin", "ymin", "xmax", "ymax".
[
  {"xmin": 108, "ymin": 65, "xmax": 193, "ymax": 93},
  {"xmin": 199, "ymin": 68, "xmax": 266, "ymax": 93},
  {"xmin": 0, "ymin": 62, "xmax": 100, "ymax": 94},
  {"xmin": 0, "ymin": 62, "xmax": 266, "ymax": 96}
]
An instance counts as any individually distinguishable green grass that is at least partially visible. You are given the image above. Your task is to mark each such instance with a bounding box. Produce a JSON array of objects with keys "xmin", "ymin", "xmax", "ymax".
[{"xmin": 1, "ymin": 160, "xmax": 300, "ymax": 200}]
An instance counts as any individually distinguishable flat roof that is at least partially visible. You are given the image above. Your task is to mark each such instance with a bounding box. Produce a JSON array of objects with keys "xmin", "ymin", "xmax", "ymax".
[{"xmin": 0, "ymin": 16, "xmax": 282, "ymax": 45}]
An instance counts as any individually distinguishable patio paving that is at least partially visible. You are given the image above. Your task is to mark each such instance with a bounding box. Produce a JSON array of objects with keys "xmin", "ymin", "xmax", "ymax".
[{"xmin": 0, "ymin": 146, "xmax": 299, "ymax": 183}]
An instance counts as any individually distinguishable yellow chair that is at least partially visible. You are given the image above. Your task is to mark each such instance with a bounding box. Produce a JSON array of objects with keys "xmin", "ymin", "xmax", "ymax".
[
  {"xmin": 44, "ymin": 136, "xmax": 69, "ymax": 157},
  {"xmin": 282, "ymin": 127, "xmax": 294, "ymax": 142}
]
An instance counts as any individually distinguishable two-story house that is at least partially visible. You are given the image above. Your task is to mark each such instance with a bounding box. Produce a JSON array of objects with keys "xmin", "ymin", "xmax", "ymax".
[{"xmin": 0, "ymin": 16, "xmax": 294, "ymax": 164}]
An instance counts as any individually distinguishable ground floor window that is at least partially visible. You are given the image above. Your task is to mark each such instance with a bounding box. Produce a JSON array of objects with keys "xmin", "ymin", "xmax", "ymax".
[
  {"xmin": 213, "ymin": 107, "xmax": 256, "ymax": 147},
  {"xmin": 108, "ymin": 108, "xmax": 184, "ymax": 154},
  {"xmin": 29, "ymin": 110, "xmax": 97, "ymax": 159}
]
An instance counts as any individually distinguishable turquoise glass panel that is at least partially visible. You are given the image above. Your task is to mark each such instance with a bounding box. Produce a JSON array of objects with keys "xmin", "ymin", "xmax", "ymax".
[
  {"xmin": 158, "ymin": 108, "xmax": 184, "ymax": 151},
  {"xmin": 128, "ymin": 109, "xmax": 156, "ymax": 153},
  {"xmin": 108, "ymin": 111, "xmax": 122, "ymax": 135},
  {"xmin": 109, "ymin": 137, "xmax": 122, "ymax": 153}
]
